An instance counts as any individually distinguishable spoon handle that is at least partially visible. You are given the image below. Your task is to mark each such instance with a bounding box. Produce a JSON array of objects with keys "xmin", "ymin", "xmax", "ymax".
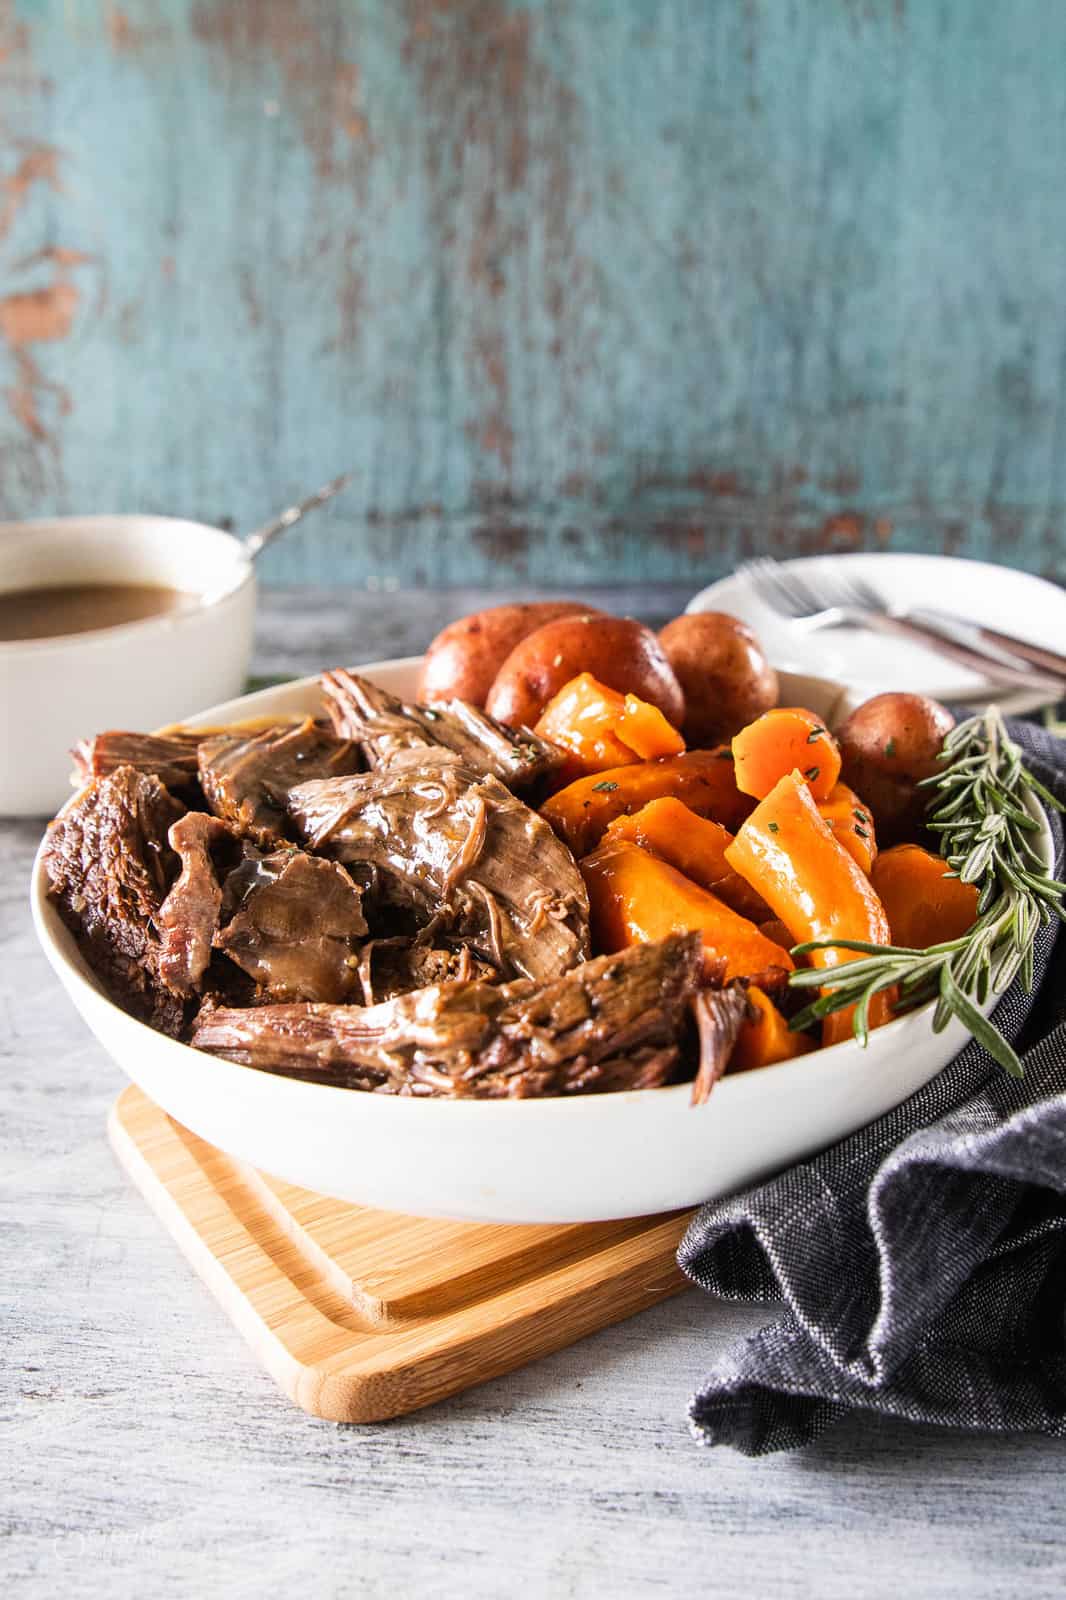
[{"xmin": 242, "ymin": 473, "xmax": 353, "ymax": 561}]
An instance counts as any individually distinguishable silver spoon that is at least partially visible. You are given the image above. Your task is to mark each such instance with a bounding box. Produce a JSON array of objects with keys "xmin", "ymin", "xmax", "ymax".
[{"xmin": 242, "ymin": 472, "xmax": 353, "ymax": 561}]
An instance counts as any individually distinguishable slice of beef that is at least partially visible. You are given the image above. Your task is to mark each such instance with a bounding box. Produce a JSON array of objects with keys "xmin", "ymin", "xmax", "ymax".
[
  {"xmin": 43, "ymin": 766, "xmax": 187, "ymax": 1034},
  {"xmin": 190, "ymin": 931, "xmax": 702, "ymax": 1097},
  {"xmin": 214, "ymin": 847, "xmax": 367, "ymax": 1002},
  {"xmin": 157, "ymin": 812, "xmax": 236, "ymax": 996},
  {"xmin": 71, "ymin": 730, "xmax": 203, "ymax": 791},
  {"xmin": 288, "ymin": 749, "xmax": 589, "ymax": 982},
  {"xmin": 321, "ymin": 669, "xmax": 559, "ymax": 790},
  {"xmin": 198, "ymin": 717, "xmax": 361, "ymax": 844}
]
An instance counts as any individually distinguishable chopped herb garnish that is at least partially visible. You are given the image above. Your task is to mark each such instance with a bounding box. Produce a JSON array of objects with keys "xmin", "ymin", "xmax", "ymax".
[
  {"xmin": 853, "ymin": 808, "xmax": 869, "ymax": 825},
  {"xmin": 716, "ymin": 749, "xmax": 734, "ymax": 760},
  {"xmin": 807, "ymin": 726, "xmax": 826, "ymax": 743},
  {"xmin": 854, "ymin": 825, "xmax": 870, "ymax": 840},
  {"xmin": 592, "ymin": 780, "xmax": 619, "ymax": 792},
  {"xmin": 423, "ymin": 707, "xmax": 439, "ymax": 721},
  {"xmin": 768, "ymin": 821, "xmax": 780, "ymax": 834},
  {"xmin": 804, "ymin": 766, "xmax": 820, "ymax": 781},
  {"xmin": 885, "ymin": 737, "xmax": 897, "ymax": 757}
]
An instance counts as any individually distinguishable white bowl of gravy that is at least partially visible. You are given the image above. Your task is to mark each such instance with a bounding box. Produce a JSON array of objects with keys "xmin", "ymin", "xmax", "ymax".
[{"xmin": 0, "ymin": 516, "xmax": 255, "ymax": 816}]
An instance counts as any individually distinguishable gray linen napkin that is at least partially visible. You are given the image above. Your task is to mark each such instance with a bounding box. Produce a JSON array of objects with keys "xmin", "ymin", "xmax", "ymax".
[{"xmin": 678, "ymin": 721, "xmax": 1066, "ymax": 1455}]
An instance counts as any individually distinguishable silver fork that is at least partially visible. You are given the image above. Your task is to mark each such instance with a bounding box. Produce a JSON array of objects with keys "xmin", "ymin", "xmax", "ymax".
[{"xmin": 738, "ymin": 557, "xmax": 1064, "ymax": 697}]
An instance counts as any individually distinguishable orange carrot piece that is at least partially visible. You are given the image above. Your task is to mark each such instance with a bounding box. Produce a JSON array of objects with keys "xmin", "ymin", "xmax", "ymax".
[
  {"xmin": 541, "ymin": 749, "xmax": 753, "ymax": 858},
  {"xmin": 617, "ymin": 693, "xmax": 686, "ymax": 759},
  {"xmin": 534, "ymin": 673, "xmax": 640, "ymax": 782},
  {"xmin": 534, "ymin": 673, "xmax": 684, "ymax": 786},
  {"xmin": 581, "ymin": 839, "xmax": 793, "ymax": 984},
  {"xmin": 604, "ymin": 797, "xmax": 769, "ymax": 921},
  {"xmin": 871, "ymin": 844, "xmax": 980, "ymax": 949},
  {"xmin": 732, "ymin": 707, "xmax": 842, "ymax": 802},
  {"xmin": 817, "ymin": 781, "xmax": 877, "ymax": 874},
  {"xmin": 731, "ymin": 985, "xmax": 817, "ymax": 1072},
  {"xmin": 724, "ymin": 770, "xmax": 893, "ymax": 1046}
]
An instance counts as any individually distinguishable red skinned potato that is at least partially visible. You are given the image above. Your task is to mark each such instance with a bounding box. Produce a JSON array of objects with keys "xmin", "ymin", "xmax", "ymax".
[
  {"xmin": 836, "ymin": 692, "xmax": 955, "ymax": 846},
  {"xmin": 486, "ymin": 615, "xmax": 685, "ymax": 731},
  {"xmin": 418, "ymin": 601, "xmax": 599, "ymax": 707},
  {"xmin": 658, "ymin": 612, "xmax": 778, "ymax": 744}
]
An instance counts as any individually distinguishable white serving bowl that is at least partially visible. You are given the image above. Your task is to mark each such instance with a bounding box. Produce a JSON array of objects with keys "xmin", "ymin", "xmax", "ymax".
[
  {"xmin": 0, "ymin": 516, "xmax": 256, "ymax": 816},
  {"xmin": 30, "ymin": 658, "xmax": 1049, "ymax": 1224}
]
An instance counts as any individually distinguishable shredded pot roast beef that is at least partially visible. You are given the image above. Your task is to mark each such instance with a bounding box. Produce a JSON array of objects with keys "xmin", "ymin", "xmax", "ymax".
[
  {"xmin": 354, "ymin": 938, "xmax": 498, "ymax": 1005},
  {"xmin": 70, "ymin": 729, "xmax": 204, "ymax": 792},
  {"xmin": 190, "ymin": 933, "xmax": 703, "ymax": 1097},
  {"xmin": 214, "ymin": 846, "xmax": 367, "ymax": 1002},
  {"xmin": 44, "ymin": 766, "xmax": 188, "ymax": 1036},
  {"xmin": 198, "ymin": 716, "xmax": 362, "ymax": 844},
  {"xmin": 157, "ymin": 811, "xmax": 235, "ymax": 996},
  {"xmin": 287, "ymin": 748, "xmax": 589, "ymax": 982},
  {"xmin": 47, "ymin": 669, "xmax": 752, "ymax": 1100},
  {"xmin": 322, "ymin": 668, "xmax": 559, "ymax": 790}
]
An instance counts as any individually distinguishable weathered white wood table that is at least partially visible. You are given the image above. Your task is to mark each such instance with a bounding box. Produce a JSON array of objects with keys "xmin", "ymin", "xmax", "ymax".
[{"xmin": 5, "ymin": 587, "xmax": 1065, "ymax": 1599}]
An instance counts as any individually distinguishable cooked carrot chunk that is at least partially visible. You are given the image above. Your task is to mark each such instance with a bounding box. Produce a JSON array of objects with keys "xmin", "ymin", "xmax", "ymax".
[
  {"xmin": 731, "ymin": 985, "xmax": 817, "ymax": 1071},
  {"xmin": 580, "ymin": 838, "xmax": 793, "ymax": 984},
  {"xmin": 724, "ymin": 771, "xmax": 893, "ymax": 1046},
  {"xmin": 817, "ymin": 781, "xmax": 877, "ymax": 875},
  {"xmin": 732, "ymin": 707, "xmax": 842, "ymax": 802},
  {"xmin": 541, "ymin": 749, "xmax": 753, "ymax": 857},
  {"xmin": 871, "ymin": 844, "xmax": 980, "ymax": 949},
  {"xmin": 604, "ymin": 796, "xmax": 769, "ymax": 922}
]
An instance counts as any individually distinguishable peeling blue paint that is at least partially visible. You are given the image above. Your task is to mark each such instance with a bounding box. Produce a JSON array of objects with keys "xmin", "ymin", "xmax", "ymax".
[{"xmin": 0, "ymin": 0, "xmax": 1063, "ymax": 586}]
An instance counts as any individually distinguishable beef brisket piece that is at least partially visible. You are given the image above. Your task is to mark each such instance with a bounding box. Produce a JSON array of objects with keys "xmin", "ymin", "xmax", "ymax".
[
  {"xmin": 157, "ymin": 812, "xmax": 236, "ymax": 996},
  {"xmin": 215, "ymin": 847, "xmax": 367, "ymax": 1002},
  {"xmin": 191, "ymin": 931, "xmax": 703, "ymax": 1098},
  {"xmin": 288, "ymin": 748, "xmax": 589, "ymax": 982},
  {"xmin": 197, "ymin": 716, "xmax": 361, "ymax": 844},
  {"xmin": 321, "ymin": 669, "xmax": 559, "ymax": 790},
  {"xmin": 44, "ymin": 766, "xmax": 187, "ymax": 1034},
  {"xmin": 70, "ymin": 729, "xmax": 203, "ymax": 791}
]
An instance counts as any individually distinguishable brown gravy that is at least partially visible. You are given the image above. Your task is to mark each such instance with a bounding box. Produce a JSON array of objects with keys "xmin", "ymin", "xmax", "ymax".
[{"xmin": 0, "ymin": 583, "xmax": 195, "ymax": 642}]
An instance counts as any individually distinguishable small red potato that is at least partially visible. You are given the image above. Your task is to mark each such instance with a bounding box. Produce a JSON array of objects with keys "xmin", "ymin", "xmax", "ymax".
[
  {"xmin": 419, "ymin": 601, "xmax": 599, "ymax": 707},
  {"xmin": 836, "ymin": 692, "xmax": 955, "ymax": 845},
  {"xmin": 658, "ymin": 612, "xmax": 778, "ymax": 744},
  {"xmin": 486, "ymin": 614, "xmax": 685, "ymax": 731}
]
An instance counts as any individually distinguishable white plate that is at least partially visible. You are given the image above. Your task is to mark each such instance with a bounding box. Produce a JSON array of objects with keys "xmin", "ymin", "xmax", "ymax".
[
  {"xmin": 30, "ymin": 656, "xmax": 1049, "ymax": 1224},
  {"xmin": 688, "ymin": 553, "xmax": 1066, "ymax": 713}
]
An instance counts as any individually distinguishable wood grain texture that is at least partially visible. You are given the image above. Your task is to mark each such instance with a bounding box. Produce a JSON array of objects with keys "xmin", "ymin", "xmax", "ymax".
[
  {"xmin": 2, "ymin": 2, "xmax": 1066, "ymax": 588},
  {"xmin": 5, "ymin": 587, "xmax": 1066, "ymax": 1598},
  {"xmin": 109, "ymin": 1086, "xmax": 690, "ymax": 1421}
]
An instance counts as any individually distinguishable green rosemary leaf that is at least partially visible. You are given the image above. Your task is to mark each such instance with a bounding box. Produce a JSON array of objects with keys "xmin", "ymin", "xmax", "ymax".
[
  {"xmin": 786, "ymin": 704, "xmax": 1061, "ymax": 1077},
  {"xmin": 940, "ymin": 966, "xmax": 1024, "ymax": 1078}
]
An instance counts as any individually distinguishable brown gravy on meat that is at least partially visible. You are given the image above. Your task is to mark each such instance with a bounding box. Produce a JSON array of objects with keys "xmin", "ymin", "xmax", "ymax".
[{"xmin": 0, "ymin": 583, "xmax": 195, "ymax": 642}]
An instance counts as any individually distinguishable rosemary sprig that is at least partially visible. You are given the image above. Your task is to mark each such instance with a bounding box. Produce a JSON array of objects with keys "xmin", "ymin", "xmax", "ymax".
[{"xmin": 788, "ymin": 706, "xmax": 1065, "ymax": 1077}]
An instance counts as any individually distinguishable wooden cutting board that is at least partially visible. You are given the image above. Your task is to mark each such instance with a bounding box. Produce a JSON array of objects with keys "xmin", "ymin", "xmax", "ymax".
[{"xmin": 109, "ymin": 1085, "xmax": 692, "ymax": 1422}]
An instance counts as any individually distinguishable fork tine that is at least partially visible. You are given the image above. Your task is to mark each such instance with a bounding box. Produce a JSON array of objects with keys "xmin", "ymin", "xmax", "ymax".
[
  {"xmin": 769, "ymin": 558, "xmax": 824, "ymax": 617},
  {"xmin": 842, "ymin": 569, "xmax": 884, "ymax": 609},
  {"xmin": 822, "ymin": 563, "xmax": 882, "ymax": 612},
  {"xmin": 739, "ymin": 557, "xmax": 809, "ymax": 619}
]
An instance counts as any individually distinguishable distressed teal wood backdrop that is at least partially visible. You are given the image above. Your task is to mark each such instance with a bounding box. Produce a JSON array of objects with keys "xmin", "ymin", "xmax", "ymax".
[{"xmin": 1, "ymin": 0, "xmax": 1065, "ymax": 586}]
